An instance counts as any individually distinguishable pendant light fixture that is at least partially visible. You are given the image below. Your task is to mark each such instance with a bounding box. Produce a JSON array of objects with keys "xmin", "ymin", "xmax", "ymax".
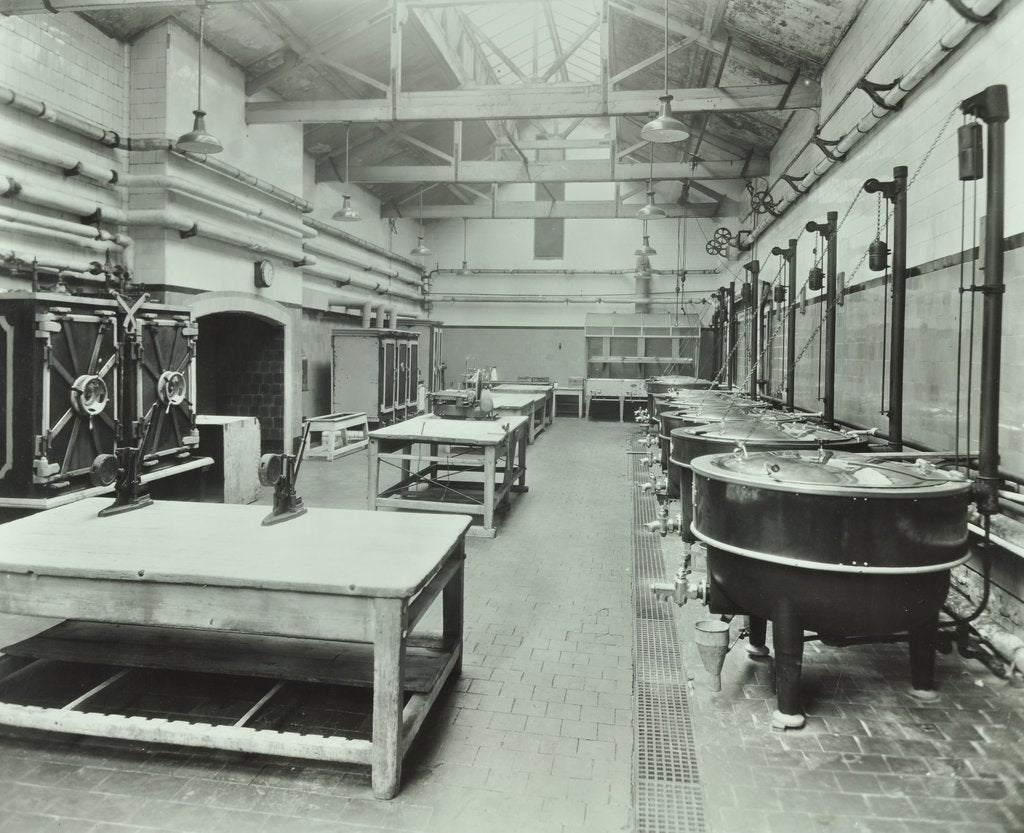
[
  {"xmin": 639, "ymin": 0, "xmax": 689, "ymax": 144},
  {"xmin": 332, "ymin": 124, "xmax": 361, "ymax": 222},
  {"xmin": 636, "ymin": 144, "xmax": 666, "ymax": 219},
  {"xmin": 458, "ymin": 218, "xmax": 473, "ymax": 275},
  {"xmin": 634, "ymin": 219, "xmax": 657, "ymax": 256},
  {"xmin": 410, "ymin": 186, "xmax": 432, "ymax": 257},
  {"xmin": 176, "ymin": 4, "xmax": 223, "ymax": 155}
]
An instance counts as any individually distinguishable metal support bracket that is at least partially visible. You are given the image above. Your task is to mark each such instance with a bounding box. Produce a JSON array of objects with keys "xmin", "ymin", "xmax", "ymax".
[
  {"xmin": 812, "ymin": 136, "xmax": 845, "ymax": 162},
  {"xmin": 863, "ymin": 176, "xmax": 904, "ymax": 202},
  {"xmin": 179, "ymin": 224, "xmax": 199, "ymax": 240},
  {"xmin": 81, "ymin": 208, "xmax": 102, "ymax": 226},
  {"xmin": 857, "ymin": 78, "xmax": 903, "ymax": 111},
  {"xmin": 945, "ymin": 0, "xmax": 997, "ymax": 23},
  {"xmin": 781, "ymin": 174, "xmax": 806, "ymax": 195},
  {"xmin": 63, "ymin": 162, "xmax": 83, "ymax": 179},
  {"xmin": 960, "ymin": 284, "xmax": 1006, "ymax": 296}
]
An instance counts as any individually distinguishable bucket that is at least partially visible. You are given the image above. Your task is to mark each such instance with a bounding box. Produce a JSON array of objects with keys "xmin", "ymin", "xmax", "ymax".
[{"xmin": 694, "ymin": 619, "xmax": 731, "ymax": 692}]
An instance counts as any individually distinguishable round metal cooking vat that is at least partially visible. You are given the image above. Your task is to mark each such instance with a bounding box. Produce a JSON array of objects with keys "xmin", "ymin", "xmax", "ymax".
[
  {"xmin": 656, "ymin": 402, "xmax": 762, "ymax": 478},
  {"xmin": 646, "ymin": 376, "xmax": 716, "ymax": 412},
  {"xmin": 670, "ymin": 421, "xmax": 869, "ymax": 544},
  {"xmin": 652, "ymin": 392, "xmax": 754, "ymax": 421},
  {"xmin": 690, "ymin": 450, "xmax": 971, "ymax": 725}
]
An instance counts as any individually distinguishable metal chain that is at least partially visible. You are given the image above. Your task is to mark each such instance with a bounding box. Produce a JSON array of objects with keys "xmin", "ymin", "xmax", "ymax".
[{"xmin": 908, "ymin": 105, "xmax": 961, "ymax": 189}]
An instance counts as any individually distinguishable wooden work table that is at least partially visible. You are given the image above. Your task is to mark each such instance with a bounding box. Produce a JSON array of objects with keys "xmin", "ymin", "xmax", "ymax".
[
  {"xmin": 367, "ymin": 414, "xmax": 529, "ymax": 538},
  {"xmin": 488, "ymin": 391, "xmax": 548, "ymax": 442},
  {"xmin": 0, "ymin": 498, "xmax": 470, "ymax": 799},
  {"xmin": 490, "ymin": 383, "xmax": 555, "ymax": 425}
]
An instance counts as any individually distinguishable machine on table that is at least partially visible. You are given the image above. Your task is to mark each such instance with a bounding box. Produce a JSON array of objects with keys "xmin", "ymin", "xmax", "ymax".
[
  {"xmin": 427, "ymin": 367, "xmax": 498, "ymax": 420},
  {"xmin": 0, "ymin": 290, "xmax": 210, "ymax": 514},
  {"xmin": 0, "ymin": 498, "xmax": 470, "ymax": 800},
  {"xmin": 367, "ymin": 413, "xmax": 529, "ymax": 538}
]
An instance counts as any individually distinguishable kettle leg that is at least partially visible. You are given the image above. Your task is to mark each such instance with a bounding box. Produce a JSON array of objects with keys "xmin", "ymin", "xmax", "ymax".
[
  {"xmin": 908, "ymin": 613, "xmax": 941, "ymax": 702},
  {"xmin": 771, "ymin": 604, "xmax": 806, "ymax": 729}
]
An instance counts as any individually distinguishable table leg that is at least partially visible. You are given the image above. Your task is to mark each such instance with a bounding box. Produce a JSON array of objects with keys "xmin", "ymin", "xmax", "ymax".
[
  {"xmin": 578, "ymin": 391, "xmax": 584, "ymax": 418},
  {"xmin": 367, "ymin": 440, "xmax": 380, "ymax": 510},
  {"xmin": 372, "ymin": 597, "xmax": 406, "ymax": 800},
  {"xmin": 552, "ymin": 394, "xmax": 558, "ymax": 419},
  {"xmin": 517, "ymin": 426, "xmax": 528, "ymax": 490},
  {"xmin": 443, "ymin": 546, "xmax": 465, "ymax": 679},
  {"xmin": 483, "ymin": 446, "xmax": 496, "ymax": 534}
]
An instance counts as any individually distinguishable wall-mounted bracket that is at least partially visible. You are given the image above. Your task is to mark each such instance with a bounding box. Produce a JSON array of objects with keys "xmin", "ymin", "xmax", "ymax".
[
  {"xmin": 812, "ymin": 136, "xmax": 845, "ymax": 162},
  {"xmin": 780, "ymin": 174, "xmax": 806, "ymax": 195},
  {"xmin": 178, "ymin": 224, "xmax": 198, "ymax": 239},
  {"xmin": 81, "ymin": 208, "xmax": 102, "ymax": 226},
  {"xmin": 945, "ymin": 0, "xmax": 997, "ymax": 23},
  {"xmin": 857, "ymin": 78, "xmax": 903, "ymax": 111}
]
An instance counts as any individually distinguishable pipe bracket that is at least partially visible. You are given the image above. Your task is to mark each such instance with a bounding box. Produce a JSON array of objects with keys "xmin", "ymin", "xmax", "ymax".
[
  {"xmin": 857, "ymin": 78, "xmax": 903, "ymax": 111},
  {"xmin": 781, "ymin": 174, "xmax": 806, "ymax": 195},
  {"xmin": 62, "ymin": 162, "xmax": 83, "ymax": 179},
  {"xmin": 179, "ymin": 224, "xmax": 199, "ymax": 240},
  {"xmin": 944, "ymin": 0, "xmax": 997, "ymax": 23},
  {"xmin": 960, "ymin": 283, "xmax": 1005, "ymax": 296},
  {"xmin": 81, "ymin": 208, "xmax": 102, "ymax": 226},
  {"xmin": 812, "ymin": 136, "xmax": 845, "ymax": 162},
  {"xmin": 1, "ymin": 177, "xmax": 22, "ymax": 198}
]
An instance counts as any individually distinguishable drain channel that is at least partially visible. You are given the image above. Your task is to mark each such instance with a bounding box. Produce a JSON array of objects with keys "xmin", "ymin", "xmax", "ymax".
[{"xmin": 630, "ymin": 435, "xmax": 706, "ymax": 833}]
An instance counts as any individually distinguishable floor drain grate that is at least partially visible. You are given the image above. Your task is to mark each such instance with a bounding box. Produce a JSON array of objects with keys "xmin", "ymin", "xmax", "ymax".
[{"xmin": 629, "ymin": 435, "xmax": 706, "ymax": 833}]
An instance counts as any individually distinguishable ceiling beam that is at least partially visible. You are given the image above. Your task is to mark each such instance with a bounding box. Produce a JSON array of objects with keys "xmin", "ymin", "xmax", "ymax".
[
  {"xmin": 248, "ymin": 81, "xmax": 819, "ymax": 124},
  {"xmin": 409, "ymin": 6, "xmax": 472, "ymax": 86},
  {"xmin": 0, "ymin": 0, "xmax": 307, "ymax": 10},
  {"xmin": 539, "ymin": 13, "xmax": 601, "ymax": 83},
  {"xmin": 542, "ymin": 0, "xmax": 570, "ymax": 83},
  {"xmin": 608, "ymin": 0, "xmax": 791, "ymax": 81},
  {"xmin": 609, "ymin": 39, "xmax": 689, "ymax": 87},
  {"xmin": 244, "ymin": 2, "xmax": 389, "ymax": 95},
  {"xmin": 381, "ymin": 200, "xmax": 723, "ymax": 219},
  {"xmin": 458, "ymin": 9, "xmax": 528, "ymax": 82},
  {"xmin": 341, "ymin": 158, "xmax": 767, "ymax": 184}
]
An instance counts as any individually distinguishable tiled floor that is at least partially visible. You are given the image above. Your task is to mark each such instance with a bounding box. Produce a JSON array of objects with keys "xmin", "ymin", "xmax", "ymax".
[
  {"xmin": 0, "ymin": 419, "xmax": 634, "ymax": 833},
  {"xmin": 0, "ymin": 419, "xmax": 1021, "ymax": 833}
]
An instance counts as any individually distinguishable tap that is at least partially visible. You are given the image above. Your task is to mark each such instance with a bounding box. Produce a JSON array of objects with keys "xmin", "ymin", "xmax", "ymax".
[
  {"xmin": 651, "ymin": 570, "xmax": 709, "ymax": 606},
  {"xmin": 644, "ymin": 501, "xmax": 681, "ymax": 537}
]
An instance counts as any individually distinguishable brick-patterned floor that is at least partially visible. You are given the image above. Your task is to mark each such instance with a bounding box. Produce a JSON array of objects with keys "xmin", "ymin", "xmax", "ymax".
[
  {"xmin": 0, "ymin": 419, "xmax": 634, "ymax": 833},
  {"xmin": 670, "ymin": 530, "xmax": 1024, "ymax": 833},
  {"xmin": 0, "ymin": 420, "xmax": 1022, "ymax": 833}
]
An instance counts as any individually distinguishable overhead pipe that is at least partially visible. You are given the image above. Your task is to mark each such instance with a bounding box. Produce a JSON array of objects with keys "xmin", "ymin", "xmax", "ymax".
[
  {"xmin": 302, "ymin": 260, "xmax": 422, "ymax": 303},
  {"xmin": 0, "ymin": 132, "xmax": 117, "ymax": 186},
  {"xmin": 806, "ymin": 212, "xmax": 838, "ymax": 424},
  {"xmin": 120, "ymin": 174, "xmax": 309, "ymax": 237},
  {"xmin": 129, "ymin": 209, "xmax": 309, "ymax": 263},
  {"xmin": 0, "ymin": 204, "xmax": 115, "ymax": 241},
  {"xmin": 435, "ymin": 293, "xmax": 709, "ymax": 305},
  {"xmin": 962, "ymin": 85, "xmax": 1008, "ymax": 516},
  {"xmin": 748, "ymin": 0, "xmax": 1004, "ymax": 242},
  {"xmin": 361, "ymin": 302, "xmax": 372, "ymax": 328},
  {"xmin": 0, "ymin": 216, "xmax": 124, "ymax": 254},
  {"xmin": 303, "ymin": 216, "xmax": 424, "ymax": 271},
  {"xmin": 742, "ymin": 259, "xmax": 760, "ymax": 400},
  {"xmin": 1, "ymin": 172, "xmax": 128, "ymax": 223},
  {"xmin": 864, "ymin": 167, "xmax": 908, "ymax": 448},
  {"xmin": 303, "ymin": 238, "xmax": 419, "ymax": 288},
  {"xmin": 437, "ymin": 267, "xmax": 718, "ymax": 276},
  {"xmin": 0, "ymin": 84, "xmax": 313, "ymax": 213}
]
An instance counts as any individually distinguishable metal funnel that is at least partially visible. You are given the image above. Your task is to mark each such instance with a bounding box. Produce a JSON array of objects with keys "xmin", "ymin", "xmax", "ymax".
[{"xmin": 694, "ymin": 619, "xmax": 731, "ymax": 692}]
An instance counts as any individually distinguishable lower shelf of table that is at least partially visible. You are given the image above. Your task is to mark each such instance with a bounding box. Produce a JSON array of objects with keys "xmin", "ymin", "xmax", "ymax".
[{"xmin": 3, "ymin": 621, "xmax": 452, "ymax": 693}]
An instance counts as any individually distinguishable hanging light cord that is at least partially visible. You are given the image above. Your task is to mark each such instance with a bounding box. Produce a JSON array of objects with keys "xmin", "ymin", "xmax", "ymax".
[
  {"xmin": 197, "ymin": 6, "xmax": 205, "ymax": 112},
  {"xmin": 344, "ymin": 124, "xmax": 351, "ymax": 183},
  {"xmin": 662, "ymin": 0, "xmax": 669, "ymax": 95},
  {"xmin": 463, "ymin": 218, "xmax": 468, "ymax": 262}
]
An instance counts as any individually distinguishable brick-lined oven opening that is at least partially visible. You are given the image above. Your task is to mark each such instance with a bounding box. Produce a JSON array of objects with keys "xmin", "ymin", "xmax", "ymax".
[{"xmin": 195, "ymin": 313, "xmax": 285, "ymax": 452}]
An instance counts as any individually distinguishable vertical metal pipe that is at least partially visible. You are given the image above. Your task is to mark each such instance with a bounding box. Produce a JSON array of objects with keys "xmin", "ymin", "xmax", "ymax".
[
  {"xmin": 743, "ymin": 260, "xmax": 760, "ymax": 400},
  {"xmin": 785, "ymin": 239, "xmax": 797, "ymax": 410},
  {"xmin": 888, "ymin": 166, "xmax": 908, "ymax": 449},
  {"xmin": 824, "ymin": 211, "xmax": 838, "ymax": 424},
  {"xmin": 727, "ymin": 281, "xmax": 736, "ymax": 387},
  {"xmin": 962, "ymin": 85, "xmax": 1009, "ymax": 515}
]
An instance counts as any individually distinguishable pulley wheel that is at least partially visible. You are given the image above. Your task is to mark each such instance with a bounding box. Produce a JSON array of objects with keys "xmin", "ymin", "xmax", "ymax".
[
  {"xmin": 71, "ymin": 374, "xmax": 109, "ymax": 417},
  {"xmin": 90, "ymin": 453, "xmax": 118, "ymax": 487},
  {"xmin": 259, "ymin": 453, "xmax": 283, "ymax": 487},
  {"xmin": 157, "ymin": 370, "xmax": 187, "ymax": 407}
]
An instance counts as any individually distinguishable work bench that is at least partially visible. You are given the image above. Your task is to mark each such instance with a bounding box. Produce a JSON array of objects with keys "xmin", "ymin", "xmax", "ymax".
[
  {"xmin": 489, "ymin": 391, "xmax": 548, "ymax": 443},
  {"xmin": 367, "ymin": 414, "xmax": 529, "ymax": 538},
  {"xmin": 0, "ymin": 499, "xmax": 470, "ymax": 800},
  {"xmin": 490, "ymin": 383, "xmax": 555, "ymax": 426}
]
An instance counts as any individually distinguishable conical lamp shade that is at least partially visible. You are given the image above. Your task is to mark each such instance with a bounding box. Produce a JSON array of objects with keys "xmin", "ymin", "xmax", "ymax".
[
  {"xmin": 635, "ymin": 236, "xmax": 657, "ymax": 256},
  {"xmin": 636, "ymin": 197, "xmax": 666, "ymax": 220},
  {"xmin": 176, "ymin": 110, "xmax": 223, "ymax": 154},
  {"xmin": 411, "ymin": 235, "xmax": 432, "ymax": 257},
  {"xmin": 640, "ymin": 96, "xmax": 689, "ymax": 144},
  {"xmin": 332, "ymin": 194, "xmax": 361, "ymax": 222}
]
